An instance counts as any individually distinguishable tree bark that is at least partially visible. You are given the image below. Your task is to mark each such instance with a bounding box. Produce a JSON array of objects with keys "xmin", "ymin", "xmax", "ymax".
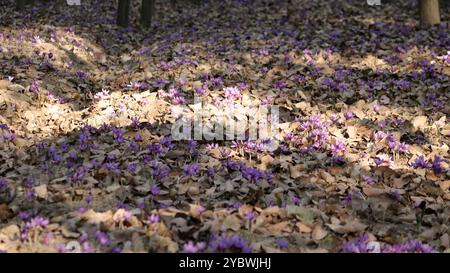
[
  {"xmin": 140, "ymin": 0, "xmax": 155, "ymax": 28},
  {"xmin": 419, "ymin": 0, "xmax": 440, "ymax": 26},
  {"xmin": 117, "ymin": 0, "xmax": 131, "ymax": 27},
  {"xmin": 16, "ymin": 0, "xmax": 26, "ymax": 10},
  {"xmin": 287, "ymin": 0, "xmax": 294, "ymax": 22}
]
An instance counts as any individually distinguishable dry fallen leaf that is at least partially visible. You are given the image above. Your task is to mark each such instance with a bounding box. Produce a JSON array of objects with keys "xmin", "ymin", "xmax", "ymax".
[{"xmin": 327, "ymin": 218, "xmax": 367, "ymax": 234}]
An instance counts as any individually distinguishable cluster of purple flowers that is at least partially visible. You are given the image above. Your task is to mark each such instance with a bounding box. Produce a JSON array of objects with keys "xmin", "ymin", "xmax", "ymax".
[
  {"xmin": 386, "ymin": 134, "xmax": 409, "ymax": 154},
  {"xmin": 93, "ymin": 89, "xmax": 110, "ymax": 101},
  {"xmin": 209, "ymin": 234, "xmax": 252, "ymax": 253},
  {"xmin": 209, "ymin": 76, "xmax": 224, "ymax": 88},
  {"xmin": 289, "ymin": 114, "xmax": 329, "ymax": 151},
  {"xmin": 95, "ymin": 231, "xmax": 112, "ymax": 247},
  {"xmin": 415, "ymin": 60, "xmax": 438, "ymax": 76},
  {"xmin": 146, "ymin": 143, "xmax": 165, "ymax": 158},
  {"xmin": 412, "ymin": 155, "xmax": 444, "ymax": 174},
  {"xmin": 21, "ymin": 216, "xmax": 49, "ymax": 241},
  {"xmin": 343, "ymin": 235, "xmax": 435, "ymax": 253},
  {"xmin": 392, "ymin": 79, "xmax": 411, "ymax": 91},
  {"xmin": 343, "ymin": 111, "xmax": 355, "ymax": 120},
  {"xmin": 158, "ymin": 88, "xmax": 185, "ymax": 105},
  {"xmin": 230, "ymin": 139, "xmax": 271, "ymax": 154},
  {"xmin": 160, "ymin": 136, "xmax": 175, "ymax": 150},
  {"xmin": 149, "ymin": 160, "xmax": 171, "ymax": 180},
  {"xmin": 111, "ymin": 126, "xmax": 125, "ymax": 144},
  {"xmin": 187, "ymin": 140, "xmax": 199, "ymax": 157},
  {"xmin": 1, "ymin": 132, "xmax": 16, "ymax": 142},
  {"xmin": 374, "ymin": 154, "xmax": 394, "ymax": 168},
  {"xmin": 30, "ymin": 79, "xmax": 41, "ymax": 94},
  {"xmin": 0, "ymin": 178, "xmax": 7, "ymax": 192},
  {"xmin": 76, "ymin": 71, "xmax": 87, "ymax": 80},
  {"xmin": 341, "ymin": 189, "xmax": 362, "ymax": 206},
  {"xmin": 183, "ymin": 241, "xmax": 206, "ymax": 253},
  {"xmin": 443, "ymin": 51, "xmax": 450, "ymax": 63},
  {"xmin": 147, "ymin": 214, "xmax": 160, "ymax": 223},
  {"xmin": 183, "ymin": 163, "xmax": 200, "ymax": 177},
  {"xmin": 78, "ymin": 129, "xmax": 94, "ymax": 151},
  {"xmin": 127, "ymin": 81, "xmax": 150, "ymax": 90},
  {"xmin": 240, "ymin": 165, "xmax": 268, "ymax": 184},
  {"xmin": 275, "ymin": 238, "xmax": 289, "ymax": 249},
  {"xmin": 156, "ymin": 61, "xmax": 176, "ymax": 71},
  {"xmin": 103, "ymin": 162, "xmax": 120, "ymax": 175},
  {"xmin": 223, "ymin": 86, "xmax": 242, "ymax": 100},
  {"xmin": 195, "ymin": 85, "xmax": 208, "ymax": 96},
  {"xmin": 70, "ymin": 165, "xmax": 89, "ymax": 183},
  {"xmin": 330, "ymin": 139, "xmax": 346, "ymax": 157},
  {"xmin": 423, "ymin": 92, "xmax": 445, "ymax": 111},
  {"xmin": 221, "ymin": 160, "xmax": 271, "ymax": 185},
  {"xmin": 319, "ymin": 76, "xmax": 349, "ymax": 92}
]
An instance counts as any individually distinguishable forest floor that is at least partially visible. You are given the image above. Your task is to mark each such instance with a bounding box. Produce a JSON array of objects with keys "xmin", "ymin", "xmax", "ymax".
[{"xmin": 0, "ymin": 0, "xmax": 449, "ymax": 253}]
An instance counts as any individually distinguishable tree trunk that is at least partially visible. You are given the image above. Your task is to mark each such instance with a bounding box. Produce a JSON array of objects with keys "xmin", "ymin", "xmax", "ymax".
[
  {"xmin": 287, "ymin": 0, "xmax": 294, "ymax": 22},
  {"xmin": 140, "ymin": 0, "xmax": 155, "ymax": 28},
  {"xmin": 117, "ymin": 0, "xmax": 131, "ymax": 27},
  {"xmin": 419, "ymin": 0, "xmax": 440, "ymax": 26},
  {"xmin": 16, "ymin": 0, "xmax": 26, "ymax": 10}
]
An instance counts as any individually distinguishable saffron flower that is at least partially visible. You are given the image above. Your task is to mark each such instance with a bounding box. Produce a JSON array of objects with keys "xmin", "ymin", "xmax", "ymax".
[
  {"xmin": 148, "ymin": 214, "xmax": 160, "ymax": 223},
  {"xmin": 224, "ymin": 86, "xmax": 241, "ymax": 100},
  {"xmin": 275, "ymin": 238, "xmax": 289, "ymax": 249},
  {"xmin": 431, "ymin": 155, "xmax": 443, "ymax": 174},
  {"xmin": 183, "ymin": 241, "xmax": 206, "ymax": 253},
  {"xmin": 183, "ymin": 163, "xmax": 200, "ymax": 177},
  {"xmin": 344, "ymin": 111, "xmax": 355, "ymax": 120},
  {"xmin": 95, "ymin": 231, "xmax": 111, "ymax": 246},
  {"xmin": 0, "ymin": 178, "xmax": 7, "ymax": 192},
  {"xmin": 150, "ymin": 185, "xmax": 161, "ymax": 196},
  {"xmin": 209, "ymin": 234, "xmax": 252, "ymax": 253},
  {"xmin": 331, "ymin": 139, "xmax": 346, "ymax": 156},
  {"xmin": 412, "ymin": 155, "xmax": 430, "ymax": 169}
]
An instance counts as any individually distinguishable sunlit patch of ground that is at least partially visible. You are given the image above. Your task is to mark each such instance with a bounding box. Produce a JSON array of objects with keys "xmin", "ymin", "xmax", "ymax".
[{"xmin": 0, "ymin": 0, "xmax": 449, "ymax": 253}]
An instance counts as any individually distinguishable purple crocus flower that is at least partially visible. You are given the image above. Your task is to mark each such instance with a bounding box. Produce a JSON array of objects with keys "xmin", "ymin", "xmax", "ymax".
[
  {"xmin": 207, "ymin": 167, "xmax": 215, "ymax": 178},
  {"xmin": 76, "ymin": 71, "xmax": 87, "ymax": 79},
  {"xmin": 224, "ymin": 86, "xmax": 241, "ymax": 100},
  {"xmin": 150, "ymin": 185, "xmax": 161, "ymax": 196},
  {"xmin": 275, "ymin": 238, "xmax": 289, "ymax": 249},
  {"xmin": 103, "ymin": 162, "xmax": 120, "ymax": 174},
  {"xmin": 183, "ymin": 163, "xmax": 200, "ymax": 177},
  {"xmin": 85, "ymin": 194, "xmax": 93, "ymax": 204},
  {"xmin": 160, "ymin": 136, "xmax": 174, "ymax": 149},
  {"xmin": 0, "ymin": 178, "xmax": 7, "ymax": 192},
  {"xmin": 245, "ymin": 211, "xmax": 256, "ymax": 221},
  {"xmin": 362, "ymin": 175, "xmax": 376, "ymax": 186},
  {"xmin": 95, "ymin": 231, "xmax": 111, "ymax": 246},
  {"xmin": 343, "ymin": 235, "xmax": 370, "ymax": 253},
  {"xmin": 292, "ymin": 196, "xmax": 301, "ymax": 205},
  {"xmin": 183, "ymin": 241, "xmax": 206, "ymax": 253},
  {"xmin": 344, "ymin": 111, "xmax": 355, "ymax": 120},
  {"xmin": 383, "ymin": 240, "xmax": 435, "ymax": 253},
  {"xmin": 195, "ymin": 85, "xmax": 207, "ymax": 96},
  {"xmin": 431, "ymin": 155, "xmax": 443, "ymax": 174},
  {"xmin": 373, "ymin": 131, "xmax": 386, "ymax": 142},
  {"xmin": 127, "ymin": 162, "xmax": 138, "ymax": 173},
  {"xmin": 187, "ymin": 140, "xmax": 199, "ymax": 156},
  {"xmin": 22, "ymin": 177, "xmax": 34, "ymax": 188},
  {"xmin": 412, "ymin": 155, "xmax": 430, "ymax": 169},
  {"xmin": 30, "ymin": 79, "xmax": 41, "ymax": 94},
  {"xmin": 148, "ymin": 214, "xmax": 160, "ymax": 223},
  {"xmin": 341, "ymin": 192, "xmax": 353, "ymax": 206},
  {"xmin": 209, "ymin": 234, "xmax": 252, "ymax": 253},
  {"xmin": 331, "ymin": 139, "xmax": 346, "ymax": 156},
  {"xmin": 82, "ymin": 241, "xmax": 93, "ymax": 253}
]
